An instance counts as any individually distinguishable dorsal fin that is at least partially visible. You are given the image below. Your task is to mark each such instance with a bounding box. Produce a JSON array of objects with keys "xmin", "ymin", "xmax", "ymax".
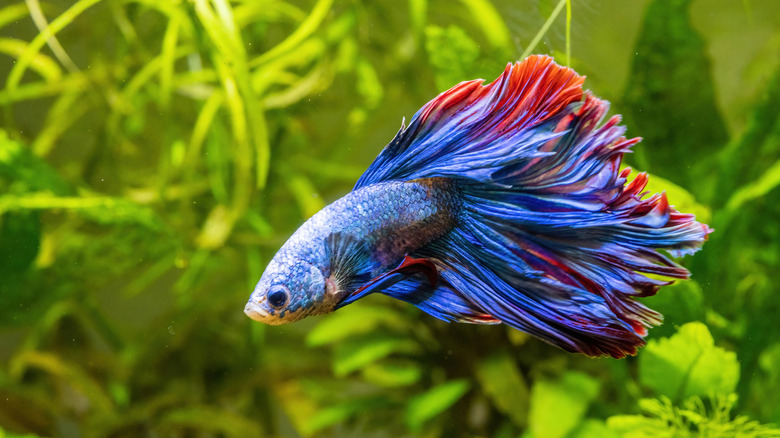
[{"xmin": 354, "ymin": 55, "xmax": 585, "ymax": 189}]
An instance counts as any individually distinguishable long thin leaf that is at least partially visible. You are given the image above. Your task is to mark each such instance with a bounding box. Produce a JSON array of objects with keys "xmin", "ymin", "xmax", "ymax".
[
  {"xmin": 405, "ymin": 379, "xmax": 471, "ymax": 432},
  {"xmin": 726, "ymin": 158, "xmax": 780, "ymax": 212},
  {"xmin": 249, "ymin": 0, "xmax": 333, "ymax": 67},
  {"xmin": 10, "ymin": 351, "xmax": 115, "ymax": 415},
  {"xmin": 25, "ymin": 0, "xmax": 80, "ymax": 73},
  {"xmin": 0, "ymin": 3, "xmax": 30, "ymax": 30},
  {"xmin": 521, "ymin": 0, "xmax": 566, "ymax": 59},
  {"xmin": 0, "ymin": 38, "xmax": 62, "ymax": 82},
  {"xmin": 159, "ymin": 9, "xmax": 183, "ymax": 108},
  {"xmin": 5, "ymin": 0, "xmax": 102, "ymax": 92},
  {"xmin": 459, "ymin": 0, "xmax": 512, "ymax": 53}
]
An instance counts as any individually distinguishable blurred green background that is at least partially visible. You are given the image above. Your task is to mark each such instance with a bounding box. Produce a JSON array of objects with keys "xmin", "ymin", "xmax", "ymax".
[{"xmin": 1, "ymin": 0, "xmax": 780, "ymax": 436}]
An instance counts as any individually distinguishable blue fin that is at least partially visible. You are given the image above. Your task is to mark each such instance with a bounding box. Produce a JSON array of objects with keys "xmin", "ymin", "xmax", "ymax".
[
  {"xmin": 383, "ymin": 275, "xmax": 501, "ymax": 325},
  {"xmin": 352, "ymin": 55, "xmax": 711, "ymax": 357},
  {"xmin": 338, "ymin": 256, "xmax": 499, "ymax": 325},
  {"xmin": 355, "ymin": 55, "xmax": 585, "ymax": 189},
  {"xmin": 420, "ymin": 229, "xmax": 648, "ymax": 357},
  {"xmin": 336, "ymin": 255, "xmax": 437, "ymax": 307}
]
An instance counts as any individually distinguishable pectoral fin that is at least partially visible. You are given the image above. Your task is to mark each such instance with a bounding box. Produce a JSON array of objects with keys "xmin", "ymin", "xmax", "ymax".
[
  {"xmin": 337, "ymin": 256, "xmax": 438, "ymax": 308},
  {"xmin": 325, "ymin": 232, "xmax": 379, "ymax": 292}
]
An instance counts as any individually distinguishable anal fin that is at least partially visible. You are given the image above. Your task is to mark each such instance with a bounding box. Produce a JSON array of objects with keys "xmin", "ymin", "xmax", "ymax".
[
  {"xmin": 338, "ymin": 255, "xmax": 499, "ymax": 325},
  {"xmin": 385, "ymin": 275, "xmax": 501, "ymax": 324}
]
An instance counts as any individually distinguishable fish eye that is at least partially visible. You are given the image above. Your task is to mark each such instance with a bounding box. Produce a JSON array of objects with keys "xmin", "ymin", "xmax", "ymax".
[{"xmin": 267, "ymin": 284, "xmax": 289, "ymax": 309}]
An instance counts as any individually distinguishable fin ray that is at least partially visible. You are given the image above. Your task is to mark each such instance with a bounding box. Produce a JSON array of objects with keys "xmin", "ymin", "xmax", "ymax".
[
  {"xmin": 355, "ymin": 55, "xmax": 586, "ymax": 189},
  {"xmin": 381, "ymin": 271, "xmax": 501, "ymax": 325}
]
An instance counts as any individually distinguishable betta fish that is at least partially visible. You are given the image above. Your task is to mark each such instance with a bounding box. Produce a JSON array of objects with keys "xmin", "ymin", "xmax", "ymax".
[{"xmin": 244, "ymin": 55, "xmax": 711, "ymax": 358}]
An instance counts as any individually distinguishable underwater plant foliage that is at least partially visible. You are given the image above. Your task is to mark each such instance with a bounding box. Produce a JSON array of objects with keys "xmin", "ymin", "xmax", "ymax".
[{"xmin": 1, "ymin": 0, "xmax": 780, "ymax": 437}]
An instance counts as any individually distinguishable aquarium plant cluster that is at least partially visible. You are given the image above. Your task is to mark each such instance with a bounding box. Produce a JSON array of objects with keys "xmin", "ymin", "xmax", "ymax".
[{"xmin": 1, "ymin": 0, "xmax": 780, "ymax": 437}]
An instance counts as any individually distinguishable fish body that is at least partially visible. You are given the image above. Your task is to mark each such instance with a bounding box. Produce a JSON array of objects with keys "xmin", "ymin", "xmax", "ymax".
[{"xmin": 244, "ymin": 55, "xmax": 711, "ymax": 358}]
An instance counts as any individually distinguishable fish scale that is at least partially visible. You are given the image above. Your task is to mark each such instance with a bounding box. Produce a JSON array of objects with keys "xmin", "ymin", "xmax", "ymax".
[{"xmin": 284, "ymin": 178, "xmax": 460, "ymax": 271}]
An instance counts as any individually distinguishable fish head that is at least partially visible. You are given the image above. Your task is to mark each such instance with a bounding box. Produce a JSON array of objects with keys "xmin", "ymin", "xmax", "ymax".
[{"xmin": 244, "ymin": 254, "xmax": 337, "ymax": 325}]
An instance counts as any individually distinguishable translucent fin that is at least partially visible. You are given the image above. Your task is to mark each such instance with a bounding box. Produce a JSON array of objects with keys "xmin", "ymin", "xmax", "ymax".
[{"xmin": 325, "ymin": 232, "xmax": 378, "ymax": 292}]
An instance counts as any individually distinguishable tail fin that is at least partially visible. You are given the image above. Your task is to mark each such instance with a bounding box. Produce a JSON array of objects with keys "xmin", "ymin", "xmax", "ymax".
[{"xmin": 360, "ymin": 55, "xmax": 711, "ymax": 357}]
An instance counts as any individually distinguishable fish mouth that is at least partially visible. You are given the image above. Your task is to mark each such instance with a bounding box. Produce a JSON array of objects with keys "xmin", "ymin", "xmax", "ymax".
[
  {"xmin": 244, "ymin": 301, "xmax": 271, "ymax": 323},
  {"xmin": 244, "ymin": 300, "xmax": 289, "ymax": 325}
]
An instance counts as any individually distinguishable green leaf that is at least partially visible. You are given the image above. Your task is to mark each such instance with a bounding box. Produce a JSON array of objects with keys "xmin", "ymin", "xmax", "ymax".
[
  {"xmin": 475, "ymin": 351, "xmax": 529, "ymax": 427},
  {"xmin": 639, "ymin": 322, "xmax": 739, "ymax": 400},
  {"xmin": 332, "ymin": 335, "xmax": 418, "ymax": 376},
  {"xmin": 405, "ymin": 379, "xmax": 471, "ymax": 432},
  {"xmin": 305, "ymin": 304, "xmax": 404, "ymax": 346},
  {"xmin": 0, "ymin": 427, "xmax": 46, "ymax": 438},
  {"xmin": 726, "ymin": 158, "xmax": 780, "ymax": 213},
  {"xmin": 424, "ymin": 25, "xmax": 480, "ymax": 91},
  {"xmin": 759, "ymin": 343, "xmax": 780, "ymax": 387},
  {"xmin": 0, "ymin": 131, "xmax": 161, "ymax": 231},
  {"xmin": 0, "ymin": 4, "xmax": 31, "ymax": 31},
  {"xmin": 714, "ymin": 66, "xmax": 780, "ymax": 208},
  {"xmin": 0, "ymin": 130, "xmax": 70, "ymax": 195},
  {"xmin": 520, "ymin": 0, "xmax": 567, "ymax": 60},
  {"xmin": 355, "ymin": 60, "xmax": 384, "ymax": 109},
  {"xmin": 158, "ymin": 406, "xmax": 262, "ymax": 437},
  {"xmin": 755, "ymin": 343, "xmax": 780, "ymax": 422},
  {"xmin": 250, "ymin": 0, "xmax": 333, "ymax": 66},
  {"xmin": 0, "ymin": 210, "xmax": 42, "ymax": 327},
  {"xmin": 569, "ymin": 419, "xmax": 621, "ymax": 438},
  {"xmin": 529, "ymin": 371, "xmax": 600, "ymax": 438},
  {"xmin": 0, "ymin": 38, "xmax": 62, "ymax": 82},
  {"xmin": 607, "ymin": 412, "xmax": 675, "ymax": 438},
  {"xmin": 457, "ymin": 0, "xmax": 512, "ymax": 54},
  {"xmin": 0, "ymin": 211, "xmax": 39, "ymax": 274},
  {"xmin": 608, "ymin": 395, "xmax": 780, "ymax": 438},
  {"xmin": 9, "ymin": 351, "xmax": 115, "ymax": 415},
  {"xmin": 408, "ymin": 0, "xmax": 427, "ymax": 41},
  {"xmin": 287, "ymin": 174, "xmax": 325, "ymax": 219},
  {"xmin": 158, "ymin": 10, "xmax": 183, "ymax": 108},
  {"xmin": 0, "ymin": 192, "xmax": 163, "ymax": 231},
  {"xmin": 273, "ymin": 380, "xmax": 320, "ymax": 437},
  {"xmin": 361, "ymin": 360, "xmax": 422, "ymax": 387},
  {"xmin": 304, "ymin": 397, "xmax": 389, "ymax": 434},
  {"xmin": 5, "ymin": 0, "xmax": 102, "ymax": 92}
]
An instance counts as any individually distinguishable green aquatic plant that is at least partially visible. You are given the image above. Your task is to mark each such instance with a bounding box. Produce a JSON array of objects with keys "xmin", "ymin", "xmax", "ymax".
[
  {"xmin": 608, "ymin": 395, "xmax": 780, "ymax": 438},
  {"xmin": 2, "ymin": 0, "xmax": 780, "ymax": 437},
  {"xmin": 604, "ymin": 323, "xmax": 780, "ymax": 438}
]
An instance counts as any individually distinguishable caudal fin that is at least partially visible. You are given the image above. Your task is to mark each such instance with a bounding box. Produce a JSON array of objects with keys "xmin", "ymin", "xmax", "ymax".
[{"xmin": 360, "ymin": 55, "xmax": 711, "ymax": 358}]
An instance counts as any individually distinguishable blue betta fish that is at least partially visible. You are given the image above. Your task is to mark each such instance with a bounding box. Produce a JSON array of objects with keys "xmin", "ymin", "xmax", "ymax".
[{"xmin": 244, "ymin": 55, "xmax": 711, "ymax": 358}]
